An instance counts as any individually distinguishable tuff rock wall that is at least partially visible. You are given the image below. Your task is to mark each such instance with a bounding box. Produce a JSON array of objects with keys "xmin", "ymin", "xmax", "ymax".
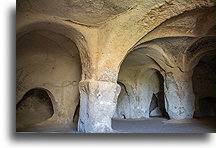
[
  {"xmin": 16, "ymin": 0, "xmax": 216, "ymax": 133},
  {"xmin": 16, "ymin": 30, "xmax": 81, "ymax": 128}
]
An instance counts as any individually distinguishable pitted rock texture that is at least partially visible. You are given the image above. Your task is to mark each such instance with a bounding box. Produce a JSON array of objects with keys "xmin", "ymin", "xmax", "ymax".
[
  {"xmin": 78, "ymin": 81, "xmax": 120, "ymax": 133},
  {"xmin": 16, "ymin": 0, "xmax": 215, "ymax": 132},
  {"xmin": 16, "ymin": 30, "xmax": 81, "ymax": 128}
]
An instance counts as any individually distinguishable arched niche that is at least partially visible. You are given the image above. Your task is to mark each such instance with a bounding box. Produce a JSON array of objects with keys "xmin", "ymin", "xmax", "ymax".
[
  {"xmin": 114, "ymin": 39, "xmax": 169, "ymax": 119},
  {"xmin": 16, "ymin": 29, "xmax": 82, "ymax": 131},
  {"xmin": 17, "ymin": 21, "xmax": 91, "ymax": 80}
]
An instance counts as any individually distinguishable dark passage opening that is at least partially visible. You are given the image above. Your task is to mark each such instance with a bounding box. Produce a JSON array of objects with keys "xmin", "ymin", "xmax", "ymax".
[
  {"xmin": 73, "ymin": 102, "xmax": 80, "ymax": 130},
  {"xmin": 16, "ymin": 88, "xmax": 54, "ymax": 128},
  {"xmin": 193, "ymin": 53, "xmax": 216, "ymax": 119},
  {"xmin": 149, "ymin": 71, "xmax": 169, "ymax": 119}
]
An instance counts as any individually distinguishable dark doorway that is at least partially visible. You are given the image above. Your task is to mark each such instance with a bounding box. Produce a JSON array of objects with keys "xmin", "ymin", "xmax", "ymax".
[
  {"xmin": 73, "ymin": 102, "xmax": 80, "ymax": 130},
  {"xmin": 193, "ymin": 53, "xmax": 216, "ymax": 118},
  {"xmin": 149, "ymin": 71, "xmax": 169, "ymax": 119}
]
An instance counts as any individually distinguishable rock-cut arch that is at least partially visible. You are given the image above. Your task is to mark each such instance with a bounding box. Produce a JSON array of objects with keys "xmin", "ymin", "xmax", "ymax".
[
  {"xmin": 16, "ymin": 23, "xmax": 87, "ymax": 131},
  {"xmin": 114, "ymin": 39, "xmax": 169, "ymax": 119}
]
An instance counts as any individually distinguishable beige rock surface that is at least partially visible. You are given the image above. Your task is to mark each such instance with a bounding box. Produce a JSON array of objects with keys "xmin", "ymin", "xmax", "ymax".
[{"xmin": 16, "ymin": 0, "xmax": 216, "ymax": 132}]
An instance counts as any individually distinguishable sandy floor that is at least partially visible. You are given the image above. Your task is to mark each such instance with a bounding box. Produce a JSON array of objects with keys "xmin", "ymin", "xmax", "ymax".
[
  {"xmin": 111, "ymin": 117, "xmax": 215, "ymax": 133},
  {"xmin": 16, "ymin": 124, "xmax": 77, "ymax": 133},
  {"xmin": 17, "ymin": 117, "xmax": 215, "ymax": 133}
]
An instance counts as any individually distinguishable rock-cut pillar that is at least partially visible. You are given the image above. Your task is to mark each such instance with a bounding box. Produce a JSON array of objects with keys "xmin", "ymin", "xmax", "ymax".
[
  {"xmin": 78, "ymin": 80, "xmax": 121, "ymax": 133},
  {"xmin": 164, "ymin": 71, "xmax": 195, "ymax": 119}
]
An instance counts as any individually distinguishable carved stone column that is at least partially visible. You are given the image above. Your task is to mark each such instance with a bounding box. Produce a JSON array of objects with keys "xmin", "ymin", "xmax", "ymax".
[
  {"xmin": 164, "ymin": 71, "xmax": 195, "ymax": 119},
  {"xmin": 78, "ymin": 80, "xmax": 121, "ymax": 133}
]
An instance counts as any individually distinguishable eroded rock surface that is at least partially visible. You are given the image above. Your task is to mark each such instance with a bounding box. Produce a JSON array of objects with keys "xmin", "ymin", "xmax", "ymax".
[{"xmin": 16, "ymin": 0, "xmax": 216, "ymax": 132}]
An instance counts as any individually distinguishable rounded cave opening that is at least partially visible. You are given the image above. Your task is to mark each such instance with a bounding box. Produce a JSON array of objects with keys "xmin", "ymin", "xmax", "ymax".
[
  {"xmin": 192, "ymin": 53, "xmax": 216, "ymax": 119},
  {"xmin": 16, "ymin": 88, "xmax": 54, "ymax": 128}
]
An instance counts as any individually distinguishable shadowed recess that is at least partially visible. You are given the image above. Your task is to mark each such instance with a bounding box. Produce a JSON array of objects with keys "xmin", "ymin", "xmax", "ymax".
[{"xmin": 16, "ymin": 88, "xmax": 54, "ymax": 128}]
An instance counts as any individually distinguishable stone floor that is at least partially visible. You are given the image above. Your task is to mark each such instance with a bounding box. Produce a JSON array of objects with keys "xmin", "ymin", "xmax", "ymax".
[
  {"xmin": 17, "ymin": 117, "xmax": 215, "ymax": 133},
  {"xmin": 111, "ymin": 117, "xmax": 215, "ymax": 133},
  {"xmin": 16, "ymin": 124, "xmax": 77, "ymax": 133}
]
